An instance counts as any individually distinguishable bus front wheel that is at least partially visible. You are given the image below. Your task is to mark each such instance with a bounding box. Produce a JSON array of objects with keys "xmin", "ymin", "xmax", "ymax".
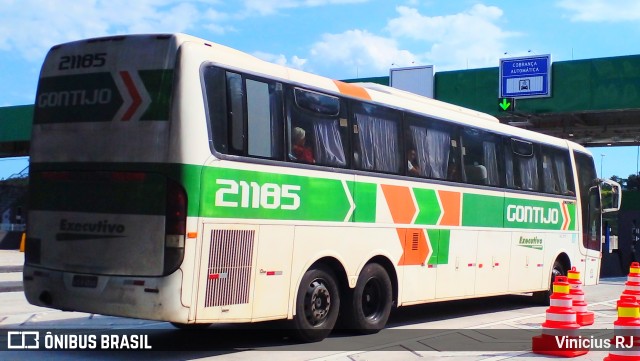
[
  {"xmin": 292, "ymin": 266, "xmax": 340, "ymax": 342},
  {"xmin": 343, "ymin": 263, "xmax": 392, "ymax": 334}
]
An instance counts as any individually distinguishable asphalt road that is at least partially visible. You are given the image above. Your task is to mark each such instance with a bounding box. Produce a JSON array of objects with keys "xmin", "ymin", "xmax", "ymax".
[{"xmin": 0, "ymin": 250, "xmax": 629, "ymax": 360}]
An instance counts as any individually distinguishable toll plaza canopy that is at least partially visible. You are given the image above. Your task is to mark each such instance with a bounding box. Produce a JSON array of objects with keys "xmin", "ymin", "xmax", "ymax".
[
  {"xmin": 0, "ymin": 105, "xmax": 31, "ymax": 158},
  {"xmin": 345, "ymin": 54, "xmax": 640, "ymax": 147},
  {"xmin": 2, "ymin": 54, "xmax": 640, "ymax": 158}
]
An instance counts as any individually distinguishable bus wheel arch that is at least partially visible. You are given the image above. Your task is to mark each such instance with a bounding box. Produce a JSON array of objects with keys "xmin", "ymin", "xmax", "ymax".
[
  {"xmin": 552, "ymin": 253, "xmax": 571, "ymax": 281},
  {"xmin": 341, "ymin": 256, "xmax": 396, "ymax": 334},
  {"xmin": 292, "ymin": 257, "xmax": 348, "ymax": 342},
  {"xmin": 306, "ymin": 257, "xmax": 350, "ymax": 302},
  {"xmin": 532, "ymin": 253, "xmax": 570, "ymax": 305}
]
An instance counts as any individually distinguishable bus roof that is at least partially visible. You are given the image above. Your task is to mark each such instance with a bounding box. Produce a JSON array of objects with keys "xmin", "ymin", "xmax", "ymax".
[{"xmin": 109, "ymin": 33, "xmax": 588, "ymax": 156}]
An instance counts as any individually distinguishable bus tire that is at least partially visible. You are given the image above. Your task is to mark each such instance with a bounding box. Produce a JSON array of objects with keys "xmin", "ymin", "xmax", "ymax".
[
  {"xmin": 292, "ymin": 266, "xmax": 340, "ymax": 343},
  {"xmin": 532, "ymin": 260, "xmax": 565, "ymax": 305},
  {"xmin": 343, "ymin": 263, "xmax": 392, "ymax": 334}
]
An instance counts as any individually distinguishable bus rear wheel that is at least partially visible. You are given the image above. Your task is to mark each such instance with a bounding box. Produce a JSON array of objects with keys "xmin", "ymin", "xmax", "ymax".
[
  {"xmin": 343, "ymin": 263, "xmax": 392, "ymax": 334},
  {"xmin": 292, "ymin": 266, "xmax": 340, "ymax": 343}
]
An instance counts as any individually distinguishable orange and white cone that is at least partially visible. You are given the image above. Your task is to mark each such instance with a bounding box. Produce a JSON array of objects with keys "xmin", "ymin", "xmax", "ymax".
[
  {"xmin": 622, "ymin": 262, "xmax": 640, "ymax": 302},
  {"xmin": 567, "ymin": 266, "xmax": 594, "ymax": 326},
  {"xmin": 532, "ymin": 275, "xmax": 588, "ymax": 357},
  {"xmin": 604, "ymin": 295, "xmax": 640, "ymax": 361}
]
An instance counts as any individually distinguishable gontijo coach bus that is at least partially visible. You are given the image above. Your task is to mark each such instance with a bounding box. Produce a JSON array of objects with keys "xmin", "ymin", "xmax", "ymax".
[{"xmin": 24, "ymin": 34, "xmax": 621, "ymax": 342}]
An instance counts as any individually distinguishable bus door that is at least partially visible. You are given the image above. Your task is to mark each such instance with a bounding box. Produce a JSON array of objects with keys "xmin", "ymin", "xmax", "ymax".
[
  {"xmin": 584, "ymin": 180, "xmax": 622, "ymax": 284},
  {"xmin": 581, "ymin": 184, "xmax": 601, "ymax": 285},
  {"xmin": 574, "ymin": 150, "xmax": 622, "ymax": 285}
]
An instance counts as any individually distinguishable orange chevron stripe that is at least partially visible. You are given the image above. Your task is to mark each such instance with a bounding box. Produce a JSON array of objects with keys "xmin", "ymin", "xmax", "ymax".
[
  {"xmin": 561, "ymin": 202, "xmax": 569, "ymax": 230},
  {"xmin": 438, "ymin": 190, "xmax": 461, "ymax": 226},
  {"xmin": 397, "ymin": 228, "xmax": 430, "ymax": 266},
  {"xmin": 333, "ymin": 80, "xmax": 371, "ymax": 100},
  {"xmin": 381, "ymin": 184, "xmax": 416, "ymax": 224}
]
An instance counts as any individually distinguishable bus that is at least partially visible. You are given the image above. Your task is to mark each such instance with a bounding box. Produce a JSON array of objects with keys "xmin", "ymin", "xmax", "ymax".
[{"xmin": 24, "ymin": 33, "xmax": 621, "ymax": 342}]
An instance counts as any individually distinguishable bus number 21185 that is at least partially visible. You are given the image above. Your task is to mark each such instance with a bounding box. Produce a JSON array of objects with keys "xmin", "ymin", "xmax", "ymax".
[{"xmin": 215, "ymin": 179, "xmax": 301, "ymax": 210}]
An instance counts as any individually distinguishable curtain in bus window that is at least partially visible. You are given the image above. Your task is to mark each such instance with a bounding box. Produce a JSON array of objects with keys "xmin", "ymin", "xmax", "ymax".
[
  {"xmin": 519, "ymin": 154, "xmax": 539, "ymax": 190},
  {"xmin": 409, "ymin": 126, "xmax": 428, "ymax": 177},
  {"xmin": 483, "ymin": 141, "xmax": 499, "ymax": 186},
  {"xmin": 505, "ymin": 147, "xmax": 515, "ymax": 188},
  {"xmin": 554, "ymin": 155, "xmax": 569, "ymax": 194},
  {"xmin": 426, "ymin": 128, "xmax": 450, "ymax": 179},
  {"xmin": 542, "ymin": 154, "xmax": 557, "ymax": 193},
  {"xmin": 357, "ymin": 114, "xmax": 400, "ymax": 173},
  {"xmin": 312, "ymin": 120, "xmax": 346, "ymax": 166},
  {"xmin": 226, "ymin": 73, "xmax": 244, "ymax": 153}
]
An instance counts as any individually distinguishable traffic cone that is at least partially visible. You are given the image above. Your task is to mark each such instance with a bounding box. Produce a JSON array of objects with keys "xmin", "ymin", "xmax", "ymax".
[
  {"xmin": 532, "ymin": 275, "xmax": 588, "ymax": 357},
  {"xmin": 567, "ymin": 267, "xmax": 594, "ymax": 326},
  {"xmin": 19, "ymin": 232, "xmax": 25, "ymax": 252},
  {"xmin": 622, "ymin": 262, "xmax": 640, "ymax": 302},
  {"xmin": 604, "ymin": 295, "xmax": 640, "ymax": 361}
]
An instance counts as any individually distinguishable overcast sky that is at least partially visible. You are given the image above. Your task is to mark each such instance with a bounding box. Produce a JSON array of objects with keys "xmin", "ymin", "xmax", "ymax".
[{"xmin": 1, "ymin": 0, "xmax": 640, "ymax": 179}]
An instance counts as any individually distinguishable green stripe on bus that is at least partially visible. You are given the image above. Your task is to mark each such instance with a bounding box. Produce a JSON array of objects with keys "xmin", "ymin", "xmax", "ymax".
[
  {"xmin": 458, "ymin": 193, "xmax": 576, "ymax": 231},
  {"xmin": 566, "ymin": 202, "xmax": 577, "ymax": 231},
  {"xmin": 30, "ymin": 163, "xmax": 578, "ymax": 232},
  {"xmin": 29, "ymin": 170, "xmax": 166, "ymax": 215},
  {"xmin": 199, "ymin": 167, "xmax": 352, "ymax": 222},
  {"xmin": 414, "ymin": 188, "xmax": 441, "ymax": 226},
  {"xmin": 34, "ymin": 70, "xmax": 172, "ymax": 124},
  {"xmin": 139, "ymin": 70, "xmax": 173, "ymax": 121},
  {"xmin": 352, "ymin": 182, "xmax": 377, "ymax": 223},
  {"xmin": 178, "ymin": 164, "xmax": 202, "ymax": 217},
  {"xmin": 34, "ymin": 73, "xmax": 122, "ymax": 124},
  {"xmin": 427, "ymin": 229, "xmax": 450, "ymax": 265},
  {"xmin": 503, "ymin": 197, "xmax": 567, "ymax": 230},
  {"xmin": 461, "ymin": 194, "xmax": 504, "ymax": 227}
]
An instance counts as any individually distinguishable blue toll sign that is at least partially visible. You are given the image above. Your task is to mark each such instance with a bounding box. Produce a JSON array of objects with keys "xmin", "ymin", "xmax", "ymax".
[{"xmin": 499, "ymin": 55, "xmax": 551, "ymax": 99}]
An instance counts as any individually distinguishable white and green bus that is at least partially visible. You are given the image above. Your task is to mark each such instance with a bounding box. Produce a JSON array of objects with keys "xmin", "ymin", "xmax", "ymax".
[{"xmin": 24, "ymin": 33, "xmax": 620, "ymax": 342}]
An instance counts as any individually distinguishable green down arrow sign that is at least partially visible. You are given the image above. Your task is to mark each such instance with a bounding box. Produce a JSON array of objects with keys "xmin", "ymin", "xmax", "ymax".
[{"xmin": 499, "ymin": 98, "xmax": 514, "ymax": 111}]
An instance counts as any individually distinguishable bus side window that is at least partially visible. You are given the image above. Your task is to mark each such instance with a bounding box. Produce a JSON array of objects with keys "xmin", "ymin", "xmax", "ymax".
[
  {"xmin": 405, "ymin": 114, "xmax": 458, "ymax": 180},
  {"xmin": 352, "ymin": 102, "xmax": 401, "ymax": 174},
  {"xmin": 541, "ymin": 151, "xmax": 558, "ymax": 194},
  {"xmin": 446, "ymin": 138, "xmax": 461, "ymax": 182},
  {"xmin": 287, "ymin": 87, "xmax": 348, "ymax": 167},
  {"xmin": 557, "ymin": 152, "xmax": 575, "ymax": 196},
  {"xmin": 504, "ymin": 139, "xmax": 515, "ymax": 188},
  {"xmin": 541, "ymin": 146, "xmax": 575, "ymax": 196},
  {"xmin": 406, "ymin": 124, "xmax": 426, "ymax": 177},
  {"xmin": 245, "ymin": 79, "xmax": 283, "ymax": 159},
  {"xmin": 202, "ymin": 65, "xmax": 283, "ymax": 160},
  {"xmin": 510, "ymin": 138, "xmax": 540, "ymax": 191},
  {"xmin": 461, "ymin": 128, "xmax": 502, "ymax": 186},
  {"xmin": 202, "ymin": 66, "xmax": 229, "ymax": 154},
  {"xmin": 226, "ymin": 72, "xmax": 245, "ymax": 155}
]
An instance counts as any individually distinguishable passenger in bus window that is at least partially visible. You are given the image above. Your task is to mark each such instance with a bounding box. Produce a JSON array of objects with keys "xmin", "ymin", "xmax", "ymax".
[
  {"xmin": 447, "ymin": 155, "xmax": 460, "ymax": 181},
  {"xmin": 353, "ymin": 136, "xmax": 362, "ymax": 169},
  {"xmin": 292, "ymin": 127, "xmax": 315, "ymax": 164},
  {"xmin": 407, "ymin": 148, "xmax": 421, "ymax": 176}
]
